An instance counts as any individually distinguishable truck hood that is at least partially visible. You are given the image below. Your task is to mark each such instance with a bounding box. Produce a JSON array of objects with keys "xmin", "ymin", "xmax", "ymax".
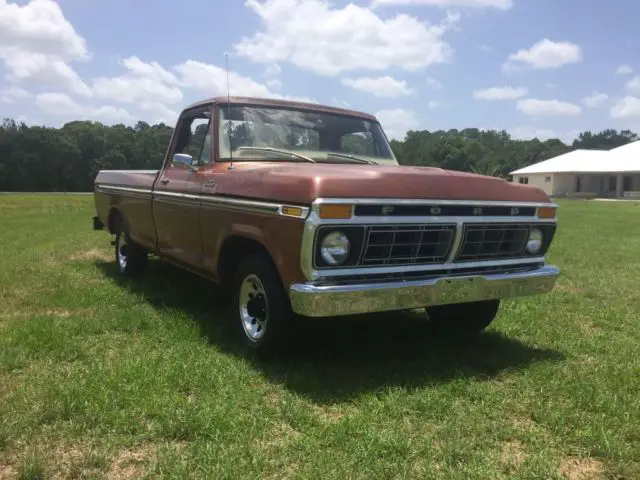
[{"xmin": 214, "ymin": 163, "xmax": 551, "ymax": 205}]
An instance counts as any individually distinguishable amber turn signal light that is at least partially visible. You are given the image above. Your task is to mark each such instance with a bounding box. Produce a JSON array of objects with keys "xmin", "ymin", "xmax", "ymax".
[
  {"xmin": 537, "ymin": 206, "xmax": 556, "ymax": 219},
  {"xmin": 281, "ymin": 206, "xmax": 305, "ymax": 217},
  {"xmin": 318, "ymin": 204, "xmax": 352, "ymax": 219}
]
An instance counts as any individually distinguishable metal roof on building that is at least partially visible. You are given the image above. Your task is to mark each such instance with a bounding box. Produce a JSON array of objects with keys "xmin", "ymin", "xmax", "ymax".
[{"xmin": 510, "ymin": 140, "xmax": 640, "ymax": 175}]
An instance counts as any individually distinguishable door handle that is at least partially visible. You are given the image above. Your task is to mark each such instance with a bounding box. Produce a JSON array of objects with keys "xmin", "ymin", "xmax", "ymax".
[{"xmin": 160, "ymin": 179, "xmax": 170, "ymax": 185}]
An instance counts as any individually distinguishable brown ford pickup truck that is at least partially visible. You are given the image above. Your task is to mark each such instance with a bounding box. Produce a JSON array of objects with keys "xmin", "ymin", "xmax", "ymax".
[{"xmin": 93, "ymin": 96, "xmax": 559, "ymax": 355}]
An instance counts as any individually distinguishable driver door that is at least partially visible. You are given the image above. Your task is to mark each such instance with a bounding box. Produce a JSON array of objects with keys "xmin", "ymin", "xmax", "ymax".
[{"xmin": 153, "ymin": 107, "xmax": 213, "ymax": 270}]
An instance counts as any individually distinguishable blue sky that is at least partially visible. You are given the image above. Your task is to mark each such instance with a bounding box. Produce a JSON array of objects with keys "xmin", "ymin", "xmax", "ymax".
[{"xmin": 2, "ymin": 0, "xmax": 640, "ymax": 143}]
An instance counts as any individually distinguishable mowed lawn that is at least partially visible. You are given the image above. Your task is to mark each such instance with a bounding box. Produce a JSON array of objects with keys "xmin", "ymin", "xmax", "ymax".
[{"xmin": 1, "ymin": 195, "xmax": 639, "ymax": 480}]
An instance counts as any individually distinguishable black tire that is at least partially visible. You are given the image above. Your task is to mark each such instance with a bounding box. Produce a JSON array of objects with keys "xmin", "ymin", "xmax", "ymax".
[
  {"xmin": 231, "ymin": 252, "xmax": 294, "ymax": 357},
  {"xmin": 114, "ymin": 227, "xmax": 148, "ymax": 277},
  {"xmin": 425, "ymin": 299, "xmax": 500, "ymax": 336}
]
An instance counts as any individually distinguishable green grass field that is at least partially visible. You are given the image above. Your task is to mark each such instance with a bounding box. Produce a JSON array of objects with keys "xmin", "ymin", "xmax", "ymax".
[{"xmin": 1, "ymin": 195, "xmax": 639, "ymax": 479}]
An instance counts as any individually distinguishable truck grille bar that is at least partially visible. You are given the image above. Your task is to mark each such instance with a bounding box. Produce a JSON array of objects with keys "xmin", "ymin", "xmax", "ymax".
[
  {"xmin": 353, "ymin": 222, "xmax": 551, "ymax": 267},
  {"xmin": 361, "ymin": 224, "xmax": 456, "ymax": 266},
  {"xmin": 456, "ymin": 223, "xmax": 531, "ymax": 262}
]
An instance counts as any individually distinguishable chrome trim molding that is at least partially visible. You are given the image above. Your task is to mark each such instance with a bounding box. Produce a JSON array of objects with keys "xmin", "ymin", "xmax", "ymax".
[
  {"xmin": 313, "ymin": 197, "xmax": 559, "ymax": 208},
  {"xmin": 302, "ymin": 215, "xmax": 555, "ymax": 226},
  {"xmin": 445, "ymin": 220, "xmax": 465, "ymax": 263},
  {"xmin": 199, "ymin": 194, "xmax": 280, "ymax": 215},
  {"xmin": 300, "ymin": 197, "xmax": 558, "ymax": 281},
  {"xmin": 95, "ymin": 183, "xmax": 309, "ymax": 218},
  {"xmin": 289, "ymin": 264, "xmax": 560, "ymax": 317},
  {"xmin": 95, "ymin": 185, "xmax": 152, "ymax": 200},
  {"xmin": 96, "ymin": 184, "xmax": 153, "ymax": 195},
  {"xmin": 308, "ymin": 256, "xmax": 546, "ymax": 279},
  {"xmin": 98, "ymin": 169, "xmax": 159, "ymax": 175}
]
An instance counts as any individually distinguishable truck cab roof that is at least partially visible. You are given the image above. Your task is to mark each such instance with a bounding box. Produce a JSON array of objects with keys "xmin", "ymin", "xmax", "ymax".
[{"xmin": 183, "ymin": 96, "xmax": 378, "ymax": 122}]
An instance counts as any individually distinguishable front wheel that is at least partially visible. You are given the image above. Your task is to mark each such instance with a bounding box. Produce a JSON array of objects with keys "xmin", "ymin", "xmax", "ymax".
[
  {"xmin": 425, "ymin": 299, "xmax": 500, "ymax": 336},
  {"xmin": 115, "ymin": 229, "xmax": 148, "ymax": 277},
  {"xmin": 231, "ymin": 252, "xmax": 294, "ymax": 356}
]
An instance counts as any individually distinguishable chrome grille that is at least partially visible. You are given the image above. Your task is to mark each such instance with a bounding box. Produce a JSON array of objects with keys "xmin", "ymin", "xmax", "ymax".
[
  {"xmin": 362, "ymin": 224, "xmax": 456, "ymax": 266},
  {"xmin": 456, "ymin": 223, "xmax": 530, "ymax": 262}
]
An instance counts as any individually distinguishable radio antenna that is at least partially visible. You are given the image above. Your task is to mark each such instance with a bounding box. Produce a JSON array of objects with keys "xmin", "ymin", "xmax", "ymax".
[{"xmin": 225, "ymin": 53, "xmax": 233, "ymax": 170}]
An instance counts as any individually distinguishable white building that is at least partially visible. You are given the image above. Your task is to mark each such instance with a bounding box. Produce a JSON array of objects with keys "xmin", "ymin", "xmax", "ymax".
[{"xmin": 510, "ymin": 140, "xmax": 640, "ymax": 198}]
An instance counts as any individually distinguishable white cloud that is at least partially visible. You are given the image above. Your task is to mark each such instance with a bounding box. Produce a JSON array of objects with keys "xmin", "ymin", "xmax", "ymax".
[
  {"xmin": 89, "ymin": 105, "xmax": 134, "ymax": 123},
  {"xmin": 375, "ymin": 108, "xmax": 420, "ymax": 140},
  {"xmin": 504, "ymin": 39, "xmax": 582, "ymax": 71},
  {"xmin": 35, "ymin": 92, "xmax": 92, "ymax": 116},
  {"xmin": 235, "ymin": 0, "xmax": 459, "ymax": 76},
  {"xmin": 616, "ymin": 64, "xmax": 633, "ymax": 75},
  {"xmin": 610, "ymin": 96, "xmax": 640, "ymax": 119},
  {"xmin": 0, "ymin": 85, "xmax": 30, "ymax": 103},
  {"xmin": 516, "ymin": 98, "xmax": 582, "ymax": 117},
  {"xmin": 121, "ymin": 56, "xmax": 179, "ymax": 85},
  {"xmin": 582, "ymin": 92, "xmax": 608, "ymax": 108},
  {"xmin": 0, "ymin": 0, "xmax": 87, "ymax": 59},
  {"xmin": 263, "ymin": 63, "xmax": 282, "ymax": 90},
  {"xmin": 1, "ymin": 50, "xmax": 91, "ymax": 96},
  {"xmin": 92, "ymin": 56, "xmax": 183, "ymax": 105},
  {"xmin": 173, "ymin": 59, "xmax": 273, "ymax": 97},
  {"xmin": 0, "ymin": 0, "xmax": 90, "ymax": 96},
  {"xmin": 35, "ymin": 92, "xmax": 131, "ymax": 123},
  {"xmin": 330, "ymin": 97, "xmax": 350, "ymax": 107},
  {"xmin": 473, "ymin": 86, "xmax": 527, "ymax": 100},
  {"xmin": 264, "ymin": 63, "xmax": 281, "ymax": 78},
  {"xmin": 372, "ymin": 0, "xmax": 512, "ymax": 8},
  {"xmin": 266, "ymin": 78, "xmax": 283, "ymax": 90},
  {"xmin": 625, "ymin": 76, "xmax": 640, "ymax": 93},
  {"xmin": 427, "ymin": 100, "xmax": 441, "ymax": 108},
  {"xmin": 341, "ymin": 76, "xmax": 412, "ymax": 98},
  {"xmin": 509, "ymin": 126, "xmax": 560, "ymax": 141},
  {"xmin": 89, "ymin": 55, "xmax": 315, "ymax": 126},
  {"xmin": 139, "ymin": 102, "xmax": 178, "ymax": 126},
  {"xmin": 173, "ymin": 59, "xmax": 316, "ymax": 103},
  {"xmin": 425, "ymin": 76, "xmax": 443, "ymax": 89},
  {"xmin": 509, "ymin": 126, "xmax": 579, "ymax": 145}
]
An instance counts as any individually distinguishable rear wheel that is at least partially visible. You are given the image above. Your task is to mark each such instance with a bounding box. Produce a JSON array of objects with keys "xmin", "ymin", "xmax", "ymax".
[
  {"xmin": 114, "ymin": 226, "xmax": 148, "ymax": 277},
  {"xmin": 425, "ymin": 299, "xmax": 500, "ymax": 336},
  {"xmin": 231, "ymin": 252, "xmax": 294, "ymax": 356}
]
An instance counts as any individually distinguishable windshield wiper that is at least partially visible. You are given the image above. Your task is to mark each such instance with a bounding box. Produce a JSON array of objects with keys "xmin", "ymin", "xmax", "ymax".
[
  {"xmin": 323, "ymin": 152, "xmax": 377, "ymax": 164},
  {"xmin": 237, "ymin": 146, "xmax": 316, "ymax": 163}
]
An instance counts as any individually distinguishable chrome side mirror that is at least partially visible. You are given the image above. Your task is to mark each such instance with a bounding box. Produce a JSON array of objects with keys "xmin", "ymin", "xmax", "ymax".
[{"xmin": 173, "ymin": 153, "xmax": 194, "ymax": 167}]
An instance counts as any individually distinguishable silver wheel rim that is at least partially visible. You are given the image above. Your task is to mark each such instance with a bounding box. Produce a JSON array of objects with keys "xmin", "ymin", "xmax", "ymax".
[
  {"xmin": 239, "ymin": 274, "xmax": 268, "ymax": 342},
  {"xmin": 117, "ymin": 233, "xmax": 128, "ymax": 271}
]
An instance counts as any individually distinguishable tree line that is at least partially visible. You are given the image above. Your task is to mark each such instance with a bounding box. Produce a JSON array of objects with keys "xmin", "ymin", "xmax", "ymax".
[{"xmin": 0, "ymin": 117, "xmax": 637, "ymax": 192}]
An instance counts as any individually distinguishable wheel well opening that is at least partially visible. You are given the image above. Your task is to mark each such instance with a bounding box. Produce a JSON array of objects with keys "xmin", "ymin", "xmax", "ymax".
[
  {"xmin": 217, "ymin": 236, "xmax": 272, "ymax": 287},
  {"xmin": 107, "ymin": 208, "xmax": 123, "ymax": 234}
]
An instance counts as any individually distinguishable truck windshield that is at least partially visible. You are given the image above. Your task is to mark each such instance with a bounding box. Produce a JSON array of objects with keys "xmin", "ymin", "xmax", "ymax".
[{"xmin": 217, "ymin": 104, "xmax": 398, "ymax": 165}]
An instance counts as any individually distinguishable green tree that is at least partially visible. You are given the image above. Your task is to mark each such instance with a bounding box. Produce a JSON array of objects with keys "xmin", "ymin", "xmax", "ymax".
[{"xmin": 0, "ymin": 117, "xmax": 636, "ymax": 192}]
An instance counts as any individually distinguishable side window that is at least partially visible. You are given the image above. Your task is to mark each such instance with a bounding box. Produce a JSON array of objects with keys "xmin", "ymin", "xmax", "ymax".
[{"xmin": 173, "ymin": 111, "xmax": 213, "ymax": 166}]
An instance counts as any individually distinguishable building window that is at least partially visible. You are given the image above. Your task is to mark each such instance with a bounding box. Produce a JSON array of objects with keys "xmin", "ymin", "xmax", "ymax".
[
  {"xmin": 609, "ymin": 176, "xmax": 616, "ymax": 191},
  {"xmin": 518, "ymin": 177, "xmax": 529, "ymax": 184},
  {"xmin": 544, "ymin": 176, "xmax": 551, "ymax": 182}
]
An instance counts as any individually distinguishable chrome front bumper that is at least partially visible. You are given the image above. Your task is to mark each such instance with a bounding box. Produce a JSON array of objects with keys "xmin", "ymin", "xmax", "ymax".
[{"xmin": 289, "ymin": 265, "xmax": 560, "ymax": 317}]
